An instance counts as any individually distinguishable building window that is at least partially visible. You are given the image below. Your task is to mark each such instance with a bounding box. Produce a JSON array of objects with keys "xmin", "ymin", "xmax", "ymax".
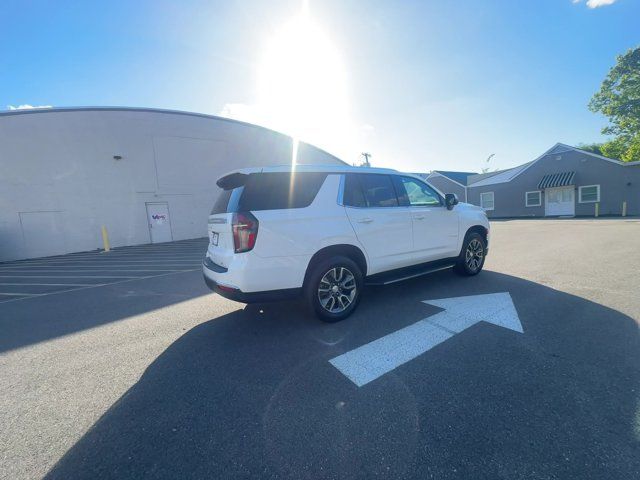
[
  {"xmin": 525, "ymin": 190, "xmax": 542, "ymax": 207},
  {"xmin": 480, "ymin": 192, "xmax": 494, "ymax": 210},
  {"xmin": 579, "ymin": 185, "xmax": 600, "ymax": 203}
]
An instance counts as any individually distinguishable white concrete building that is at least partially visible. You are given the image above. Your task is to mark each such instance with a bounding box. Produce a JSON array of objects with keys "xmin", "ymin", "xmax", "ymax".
[{"xmin": 0, "ymin": 107, "xmax": 345, "ymax": 261}]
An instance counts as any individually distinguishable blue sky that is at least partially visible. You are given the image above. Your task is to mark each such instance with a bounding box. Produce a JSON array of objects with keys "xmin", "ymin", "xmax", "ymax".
[{"xmin": 1, "ymin": 0, "xmax": 638, "ymax": 172}]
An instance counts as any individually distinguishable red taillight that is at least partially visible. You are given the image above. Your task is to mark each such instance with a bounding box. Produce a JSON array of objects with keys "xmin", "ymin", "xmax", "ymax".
[
  {"xmin": 217, "ymin": 284, "xmax": 238, "ymax": 293},
  {"xmin": 232, "ymin": 212, "xmax": 259, "ymax": 253}
]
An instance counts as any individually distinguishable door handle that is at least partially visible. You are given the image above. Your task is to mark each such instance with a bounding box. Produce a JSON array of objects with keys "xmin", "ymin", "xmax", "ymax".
[
  {"xmin": 357, "ymin": 217, "xmax": 374, "ymax": 224},
  {"xmin": 413, "ymin": 215, "xmax": 425, "ymax": 220}
]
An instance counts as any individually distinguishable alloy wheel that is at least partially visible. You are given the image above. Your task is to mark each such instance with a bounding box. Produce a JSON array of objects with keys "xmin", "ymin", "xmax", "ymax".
[
  {"xmin": 465, "ymin": 238, "xmax": 484, "ymax": 272},
  {"xmin": 317, "ymin": 267, "xmax": 357, "ymax": 313}
]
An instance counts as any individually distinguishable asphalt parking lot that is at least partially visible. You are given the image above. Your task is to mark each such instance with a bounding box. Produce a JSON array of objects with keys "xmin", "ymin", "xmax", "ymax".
[
  {"xmin": 1, "ymin": 219, "xmax": 639, "ymax": 480},
  {"xmin": 0, "ymin": 239, "xmax": 207, "ymax": 303}
]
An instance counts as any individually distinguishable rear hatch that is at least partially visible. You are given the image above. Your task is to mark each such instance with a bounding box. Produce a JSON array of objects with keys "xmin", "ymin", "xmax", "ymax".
[
  {"xmin": 207, "ymin": 169, "xmax": 329, "ymax": 268},
  {"xmin": 207, "ymin": 172, "xmax": 249, "ymax": 268}
]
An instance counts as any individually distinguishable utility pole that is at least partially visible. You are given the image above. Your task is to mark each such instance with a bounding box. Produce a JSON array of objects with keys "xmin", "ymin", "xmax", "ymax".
[{"xmin": 361, "ymin": 152, "xmax": 371, "ymax": 167}]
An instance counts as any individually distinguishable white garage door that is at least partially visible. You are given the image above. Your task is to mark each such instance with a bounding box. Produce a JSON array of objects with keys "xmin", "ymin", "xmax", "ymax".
[{"xmin": 545, "ymin": 187, "xmax": 575, "ymax": 216}]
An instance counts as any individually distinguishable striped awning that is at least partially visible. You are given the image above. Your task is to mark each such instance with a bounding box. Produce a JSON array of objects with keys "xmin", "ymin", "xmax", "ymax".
[{"xmin": 538, "ymin": 171, "xmax": 575, "ymax": 189}]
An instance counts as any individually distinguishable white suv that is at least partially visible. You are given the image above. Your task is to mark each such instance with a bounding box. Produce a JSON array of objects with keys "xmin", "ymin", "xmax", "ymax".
[{"xmin": 203, "ymin": 165, "xmax": 489, "ymax": 321}]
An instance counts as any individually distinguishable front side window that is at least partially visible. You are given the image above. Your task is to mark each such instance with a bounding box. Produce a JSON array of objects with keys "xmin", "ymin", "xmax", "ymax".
[
  {"xmin": 480, "ymin": 192, "xmax": 495, "ymax": 210},
  {"xmin": 525, "ymin": 190, "xmax": 541, "ymax": 207},
  {"xmin": 394, "ymin": 176, "xmax": 442, "ymax": 206},
  {"xmin": 579, "ymin": 185, "xmax": 600, "ymax": 203}
]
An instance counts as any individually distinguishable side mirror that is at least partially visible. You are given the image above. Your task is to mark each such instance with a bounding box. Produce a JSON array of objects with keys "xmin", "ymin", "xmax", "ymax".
[{"xmin": 445, "ymin": 193, "xmax": 459, "ymax": 210}]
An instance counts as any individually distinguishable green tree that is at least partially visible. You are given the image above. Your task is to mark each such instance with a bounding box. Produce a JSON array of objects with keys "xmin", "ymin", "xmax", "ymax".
[
  {"xmin": 576, "ymin": 143, "xmax": 603, "ymax": 155},
  {"xmin": 588, "ymin": 46, "xmax": 640, "ymax": 162}
]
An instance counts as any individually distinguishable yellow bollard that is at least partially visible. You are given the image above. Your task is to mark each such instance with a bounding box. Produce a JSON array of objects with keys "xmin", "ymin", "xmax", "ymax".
[
  {"xmin": 595, "ymin": 203, "xmax": 599, "ymax": 218},
  {"xmin": 101, "ymin": 225, "xmax": 111, "ymax": 252},
  {"xmin": 622, "ymin": 201, "xmax": 627, "ymax": 217}
]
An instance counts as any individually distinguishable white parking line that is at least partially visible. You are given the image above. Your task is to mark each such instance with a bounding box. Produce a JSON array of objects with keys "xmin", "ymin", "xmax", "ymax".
[
  {"xmin": 0, "ymin": 292, "xmax": 38, "ymax": 296},
  {"xmin": 5, "ymin": 258, "xmax": 203, "ymax": 262},
  {"xmin": 0, "ymin": 263, "xmax": 200, "ymax": 269},
  {"xmin": 0, "ymin": 283, "xmax": 104, "ymax": 287},
  {"xmin": 21, "ymin": 258, "xmax": 205, "ymax": 264},
  {"xmin": 0, "ymin": 265, "xmax": 195, "ymax": 270},
  {"xmin": 31, "ymin": 254, "xmax": 204, "ymax": 260},
  {"xmin": 1, "ymin": 259, "xmax": 202, "ymax": 265},
  {"xmin": 0, "ymin": 269, "xmax": 200, "ymax": 304},
  {"xmin": 1, "ymin": 253, "xmax": 201, "ymax": 258},
  {"xmin": 88, "ymin": 246, "xmax": 206, "ymax": 253},
  {"xmin": 0, "ymin": 265, "xmax": 191, "ymax": 272},
  {"xmin": 105, "ymin": 248, "xmax": 202, "ymax": 251},
  {"xmin": 0, "ymin": 275, "xmax": 140, "ymax": 278},
  {"xmin": 0, "ymin": 268, "xmax": 193, "ymax": 277}
]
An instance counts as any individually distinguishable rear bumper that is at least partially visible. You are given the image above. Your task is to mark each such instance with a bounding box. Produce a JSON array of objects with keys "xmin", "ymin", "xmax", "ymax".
[
  {"xmin": 202, "ymin": 260, "xmax": 301, "ymax": 303},
  {"xmin": 202, "ymin": 245, "xmax": 311, "ymax": 293}
]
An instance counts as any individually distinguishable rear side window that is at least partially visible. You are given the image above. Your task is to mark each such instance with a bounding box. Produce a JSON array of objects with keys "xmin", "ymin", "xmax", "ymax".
[
  {"xmin": 210, "ymin": 189, "xmax": 232, "ymax": 215},
  {"xmin": 343, "ymin": 174, "xmax": 367, "ymax": 207},
  {"xmin": 238, "ymin": 172, "xmax": 328, "ymax": 211},
  {"xmin": 210, "ymin": 187, "xmax": 243, "ymax": 214},
  {"xmin": 344, "ymin": 174, "xmax": 398, "ymax": 208}
]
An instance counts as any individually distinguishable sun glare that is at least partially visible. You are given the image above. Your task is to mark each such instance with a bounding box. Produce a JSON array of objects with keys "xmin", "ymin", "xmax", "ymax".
[{"xmin": 257, "ymin": 4, "xmax": 355, "ymax": 162}]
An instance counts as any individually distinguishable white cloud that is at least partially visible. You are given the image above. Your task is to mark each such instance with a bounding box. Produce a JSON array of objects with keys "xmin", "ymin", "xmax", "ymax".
[
  {"xmin": 587, "ymin": 0, "xmax": 616, "ymax": 7},
  {"xmin": 7, "ymin": 104, "xmax": 52, "ymax": 110},
  {"xmin": 572, "ymin": 0, "xmax": 617, "ymax": 8}
]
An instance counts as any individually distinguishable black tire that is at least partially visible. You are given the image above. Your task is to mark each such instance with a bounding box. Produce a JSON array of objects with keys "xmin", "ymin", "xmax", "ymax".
[
  {"xmin": 304, "ymin": 255, "xmax": 363, "ymax": 322},
  {"xmin": 455, "ymin": 232, "xmax": 486, "ymax": 276}
]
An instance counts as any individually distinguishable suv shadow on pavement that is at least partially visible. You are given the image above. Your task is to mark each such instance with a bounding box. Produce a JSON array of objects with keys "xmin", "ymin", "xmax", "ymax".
[{"xmin": 45, "ymin": 270, "xmax": 640, "ymax": 480}]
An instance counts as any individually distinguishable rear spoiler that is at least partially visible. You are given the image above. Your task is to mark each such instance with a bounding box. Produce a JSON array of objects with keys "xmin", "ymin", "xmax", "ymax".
[{"xmin": 216, "ymin": 172, "xmax": 250, "ymax": 190}]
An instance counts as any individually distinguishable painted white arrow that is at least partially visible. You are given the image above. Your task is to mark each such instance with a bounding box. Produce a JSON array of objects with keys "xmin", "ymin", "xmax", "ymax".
[{"xmin": 330, "ymin": 292, "xmax": 523, "ymax": 387}]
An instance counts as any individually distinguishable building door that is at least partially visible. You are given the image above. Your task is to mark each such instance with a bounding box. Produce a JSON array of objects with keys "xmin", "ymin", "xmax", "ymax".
[
  {"xmin": 145, "ymin": 202, "xmax": 173, "ymax": 243},
  {"xmin": 545, "ymin": 187, "xmax": 575, "ymax": 216}
]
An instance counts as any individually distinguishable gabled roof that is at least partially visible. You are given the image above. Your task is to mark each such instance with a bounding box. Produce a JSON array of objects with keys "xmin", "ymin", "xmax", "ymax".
[
  {"xmin": 466, "ymin": 162, "xmax": 534, "ymax": 187},
  {"xmin": 466, "ymin": 170, "xmax": 504, "ymax": 185},
  {"xmin": 467, "ymin": 143, "xmax": 640, "ymax": 189},
  {"xmin": 431, "ymin": 170, "xmax": 477, "ymax": 186}
]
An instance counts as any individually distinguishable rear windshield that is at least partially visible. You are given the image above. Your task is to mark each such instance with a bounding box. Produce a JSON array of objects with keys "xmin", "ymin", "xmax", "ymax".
[
  {"xmin": 238, "ymin": 172, "xmax": 328, "ymax": 211},
  {"xmin": 210, "ymin": 172, "xmax": 328, "ymax": 214}
]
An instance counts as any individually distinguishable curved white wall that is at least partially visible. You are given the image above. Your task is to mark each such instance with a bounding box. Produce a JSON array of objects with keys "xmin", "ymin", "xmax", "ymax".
[{"xmin": 0, "ymin": 108, "xmax": 345, "ymax": 261}]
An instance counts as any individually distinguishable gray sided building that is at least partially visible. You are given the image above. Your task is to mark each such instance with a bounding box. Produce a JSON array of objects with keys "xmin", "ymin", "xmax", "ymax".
[
  {"xmin": 0, "ymin": 107, "xmax": 346, "ymax": 261},
  {"xmin": 425, "ymin": 144, "xmax": 640, "ymax": 218},
  {"xmin": 422, "ymin": 171, "xmax": 473, "ymax": 203}
]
